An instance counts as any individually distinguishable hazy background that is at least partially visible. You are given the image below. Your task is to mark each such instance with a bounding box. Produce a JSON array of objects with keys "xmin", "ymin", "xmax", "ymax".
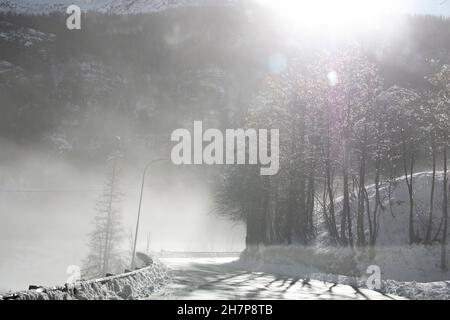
[
  {"xmin": 0, "ymin": 138, "xmax": 245, "ymax": 291},
  {"xmin": 0, "ymin": 0, "xmax": 449, "ymax": 292}
]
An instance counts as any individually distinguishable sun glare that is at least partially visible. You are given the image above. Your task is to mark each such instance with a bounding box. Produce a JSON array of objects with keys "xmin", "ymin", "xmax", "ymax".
[{"xmin": 254, "ymin": 0, "xmax": 405, "ymax": 32}]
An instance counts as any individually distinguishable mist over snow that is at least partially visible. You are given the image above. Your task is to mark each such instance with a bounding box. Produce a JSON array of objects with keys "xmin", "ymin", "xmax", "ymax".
[{"xmin": 0, "ymin": 139, "xmax": 244, "ymax": 291}]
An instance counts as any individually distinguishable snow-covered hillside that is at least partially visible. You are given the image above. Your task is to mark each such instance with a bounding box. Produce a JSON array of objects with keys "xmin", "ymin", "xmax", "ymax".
[
  {"xmin": 0, "ymin": 0, "xmax": 238, "ymax": 15},
  {"xmin": 322, "ymin": 171, "xmax": 450, "ymax": 282},
  {"xmin": 240, "ymin": 171, "xmax": 450, "ymax": 298},
  {"xmin": 340, "ymin": 171, "xmax": 449, "ymax": 247}
]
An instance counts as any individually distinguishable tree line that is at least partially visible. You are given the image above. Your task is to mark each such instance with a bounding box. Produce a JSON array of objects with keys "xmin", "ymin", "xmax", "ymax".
[{"xmin": 216, "ymin": 46, "xmax": 450, "ymax": 270}]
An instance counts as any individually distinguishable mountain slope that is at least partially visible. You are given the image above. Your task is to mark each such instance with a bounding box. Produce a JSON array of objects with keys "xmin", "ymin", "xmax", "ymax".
[{"xmin": 0, "ymin": 0, "xmax": 238, "ymax": 15}]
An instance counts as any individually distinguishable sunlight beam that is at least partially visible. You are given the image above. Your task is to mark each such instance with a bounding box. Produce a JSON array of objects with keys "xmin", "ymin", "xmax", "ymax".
[{"xmin": 253, "ymin": 0, "xmax": 407, "ymax": 32}]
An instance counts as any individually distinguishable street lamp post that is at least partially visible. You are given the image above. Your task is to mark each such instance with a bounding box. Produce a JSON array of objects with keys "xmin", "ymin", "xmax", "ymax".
[{"xmin": 130, "ymin": 158, "xmax": 168, "ymax": 269}]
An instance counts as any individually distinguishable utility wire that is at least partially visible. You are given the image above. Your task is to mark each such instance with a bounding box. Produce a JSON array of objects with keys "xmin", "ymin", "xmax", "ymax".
[
  {"xmin": 0, "ymin": 188, "xmax": 140, "ymax": 193},
  {"xmin": 0, "ymin": 189, "xmax": 102, "ymax": 193}
]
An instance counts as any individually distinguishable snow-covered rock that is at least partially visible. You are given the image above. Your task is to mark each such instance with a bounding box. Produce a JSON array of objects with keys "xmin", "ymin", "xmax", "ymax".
[
  {"xmin": 0, "ymin": 60, "xmax": 22, "ymax": 74},
  {"xmin": 0, "ymin": 21, "xmax": 55, "ymax": 46},
  {"xmin": 0, "ymin": 60, "xmax": 26, "ymax": 86}
]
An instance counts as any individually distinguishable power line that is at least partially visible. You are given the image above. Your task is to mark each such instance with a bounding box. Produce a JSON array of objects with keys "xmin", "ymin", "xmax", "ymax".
[
  {"xmin": 0, "ymin": 189, "xmax": 102, "ymax": 193},
  {"xmin": 0, "ymin": 188, "xmax": 140, "ymax": 193}
]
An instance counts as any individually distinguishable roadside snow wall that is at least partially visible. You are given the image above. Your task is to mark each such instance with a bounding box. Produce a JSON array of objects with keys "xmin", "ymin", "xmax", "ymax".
[{"xmin": 0, "ymin": 260, "xmax": 170, "ymax": 300}]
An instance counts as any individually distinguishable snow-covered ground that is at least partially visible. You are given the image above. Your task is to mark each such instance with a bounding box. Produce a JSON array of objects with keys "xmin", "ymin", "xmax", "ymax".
[
  {"xmin": 151, "ymin": 257, "xmax": 404, "ymax": 300},
  {"xmin": 235, "ymin": 250, "xmax": 450, "ymax": 300},
  {"xmin": 234, "ymin": 171, "xmax": 450, "ymax": 300},
  {"xmin": 338, "ymin": 172, "xmax": 449, "ymax": 282}
]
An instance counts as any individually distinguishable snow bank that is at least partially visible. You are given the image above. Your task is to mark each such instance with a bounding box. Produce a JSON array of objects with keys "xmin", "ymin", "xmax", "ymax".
[
  {"xmin": 355, "ymin": 245, "xmax": 450, "ymax": 282},
  {"xmin": 236, "ymin": 247, "xmax": 450, "ymax": 300},
  {"xmin": 239, "ymin": 244, "xmax": 450, "ymax": 282},
  {"xmin": 240, "ymin": 245, "xmax": 357, "ymax": 276},
  {"xmin": 0, "ymin": 260, "xmax": 170, "ymax": 300}
]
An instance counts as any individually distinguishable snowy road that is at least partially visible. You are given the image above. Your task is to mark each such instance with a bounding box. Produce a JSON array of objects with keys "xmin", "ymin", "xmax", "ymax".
[{"xmin": 150, "ymin": 257, "xmax": 404, "ymax": 300}]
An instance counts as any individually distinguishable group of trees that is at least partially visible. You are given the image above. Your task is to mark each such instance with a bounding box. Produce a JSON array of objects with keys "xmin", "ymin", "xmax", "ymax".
[{"xmin": 217, "ymin": 47, "xmax": 450, "ymax": 270}]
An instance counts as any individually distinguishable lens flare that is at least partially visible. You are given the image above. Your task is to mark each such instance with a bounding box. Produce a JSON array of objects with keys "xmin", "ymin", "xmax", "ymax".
[{"xmin": 327, "ymin": 71, "xmax": 338, "ymax": 87}]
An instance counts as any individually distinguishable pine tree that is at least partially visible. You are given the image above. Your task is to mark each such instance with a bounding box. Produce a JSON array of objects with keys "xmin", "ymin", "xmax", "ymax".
[{"xmin": 82, "ymin": 153, "xmax": 125, "ymax": 279}]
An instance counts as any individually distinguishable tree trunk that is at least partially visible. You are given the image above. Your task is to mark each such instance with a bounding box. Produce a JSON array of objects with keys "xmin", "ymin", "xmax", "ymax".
[
  {"xmin": 402, "ymin": 135, "xmax": 416, "ymax": 245},
  {"xmin": 441, "ymin": 146, "xmax": 448, "ymax": 271},
  {"xmin": 286, "ymin": 119, "xmax": 297, "ymax": 245},
  {"xmin": 425, "ymin": 139, "xmax": 436, "ymax": 244},
  {"xmin": 306, "ymin": 149, "xmax": 316, "ymax": 240},
  {"xmin": 357, "ymin": 145, "xmax": 367, "ymax": 246},
  {"xmin": 372, "ymin": 159, "xmax": 382, "ymax": 245},
  {"xmin": 342, "ymin": 139, "xmax": 353, "ymax": 247},
  {"xmin": 326, "ymin": 148, "xmax": 339, "ymax": 242},
  {"xmin": 245, "ymin": 204, "xmax": 258, "ymax": 248}
]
